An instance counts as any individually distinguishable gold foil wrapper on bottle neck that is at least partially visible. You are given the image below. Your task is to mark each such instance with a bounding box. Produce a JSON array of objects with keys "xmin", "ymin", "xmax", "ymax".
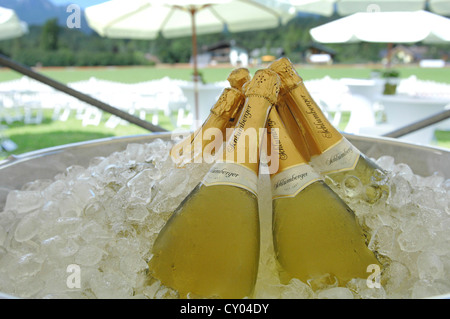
[
  {"xmin": 210, "ymin": 87, "xmax": 245, "ymax": 119},
  {"xmin": 268, "ymin": 57, "xmax": 303, "ymax": 95},
  {"xmin": 245, "ymin": 69, "xmax": 280, "ymax": 106},
  {"xmin": 228, "ymin": 68, "xmax": 251, "ymax": 91}
]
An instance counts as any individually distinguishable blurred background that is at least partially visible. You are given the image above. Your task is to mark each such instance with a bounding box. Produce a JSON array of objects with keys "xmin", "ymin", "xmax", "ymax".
[{"xmin": 0, "ymin": 0, "xmax": 449, "ymax": 160}]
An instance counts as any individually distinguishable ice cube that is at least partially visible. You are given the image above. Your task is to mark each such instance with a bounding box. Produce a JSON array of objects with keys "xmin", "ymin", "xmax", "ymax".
[
  {"xmin": 75, "ymin": 245, "xmax": 104, "ymax": 266},
  {"xmin": 417, "ymin": 251, "xmax": 444, "ymax": 281},
  {"xmin": 397, "ymin": 225, "xmax": 430, "ymax": 252},
  {"xmin": 368, "ymin": 225, "xmax": 396, "ymax": 257},
  {"xmin": 387, "ymin": 175, "xmax": 413, "ymax": 210},
  {"xmin": 14, "ymin": 276, "xmax": 45, "ymax": 298},
  {"xmin": 419, "ymin": 172, "xmax": 445, "ymax": 188},
  {"xmin": 126, "ymin": 204, "xmax": 149, "ymax": 222},
  {"xmin": 317, "ymin": 287, "xmax": 354, "ymax": 299},
  {"xmin": 0, "ymin": 225, "xmax": 6, "ymax": 247},
  {"xmin": 21, "ymin": 179, "xmax": 52, "ymax": 192},
  {"xmin": 280, "ymin": 278, "xmax": 315, "ymax": 299},
  {"xmin": 375, "ymin": 155, "xmax": 395, "ymax": 171},
  {"xmin": 143, "ymin": 280, "xmax": 161, "ymax": 299},
  {"xmin": 411, "ymin": 279, "xmax": 450, "ymax": 299},
  {"xmin": 393, "ymin": 163, "xmax": 416, "ymax": 184},
  {"xmin": 346, "ymin": 278, "xmax": 386, "ymax": 299},
  {"xmin": 119, "ymin": 253, "xmax": 148, "ymax": 277},
  {"xmin": 5, "ymin": 253, "xmax": 43, "ymax": 281},
  {"xmin": 144, "ymin": 139, "xmax": 170, "ymax": 164},
  {"xmin": 341, "ymin": 175, "xmax": 363, "ymax": 198},
  {"xmin": 80, "ymin": 220, "xmax": 110, "ymax": 243},
  {"xmin": 89, "ymin": 271, "xmax": 134, "ymax": 299},
  {"xmin": 43, "ymin": 180, "xmax": 68, "ymax": 201},
  {"xmin": 154, "ymin": 285, "xmax": 179, "ymax": 299},
  {"xmin": 70, "ymin": 180, "xmax": 96, "ymax": 204},
  {"xmin": 127, "ymin": 169, "xmax": 154, "ymax": 204},
  {"xmin": 4, "ymin": 190, "xmax": 44, "ymax": 214},
  {"xmin": 14, "ymin": 212, "xmax": 40, "ymax": 243},
  {"xmin": 381, "ymin": 261, "xmax": 411, "ymax": 297}
]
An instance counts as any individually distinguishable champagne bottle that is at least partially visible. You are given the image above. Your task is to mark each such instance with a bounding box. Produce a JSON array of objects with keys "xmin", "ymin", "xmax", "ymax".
[
  {"xmin": 149, "ymin": 69, "xmax": 280, "ymax": 299},
  {"xmin": 170, "ymin": 68, "xmax": 250, "ymax": 166},
  {"xmin": 267, "ymin": 107, "xmax": 380, "ymax": 289},
  {"xmin": 269, "ymin": 58, "xmax": 388, "ymax": 203}
]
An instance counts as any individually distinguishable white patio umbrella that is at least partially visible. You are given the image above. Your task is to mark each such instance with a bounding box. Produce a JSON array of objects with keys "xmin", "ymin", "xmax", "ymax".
[
  {"xmin": 85, "ymin": 0, "xmax": 295, "ymax": 125},
  {"xmin": 309, "ymin": 10, "xmax": 450, "ymax": 65},
  {"xmin": 0, "ymin": 6, "xmax": 28, "ymax": 41},
  {"xmin": 310, "ymin": 10, "xmax": 450, "ymax": 44},
  {"xmin": 290, "ymin": 0, "xmax": 450, "ymax": 16}
]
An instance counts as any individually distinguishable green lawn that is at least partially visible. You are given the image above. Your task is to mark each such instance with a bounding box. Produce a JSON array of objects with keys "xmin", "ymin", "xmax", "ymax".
[
  {"xmin": 0, "ymin": 109, "xmax": 179, "ymax": 160},
  {"xmin": 1, "ymin": 64, "xmax": 450, "ymax": 84},
  {"xmin": 1, "ymin": 64, "xmax": 449, "ymax": 160}
]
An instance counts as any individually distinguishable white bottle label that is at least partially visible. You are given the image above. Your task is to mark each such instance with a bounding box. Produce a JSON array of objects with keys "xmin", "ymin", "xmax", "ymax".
[
  {"xmin": 310, "ymin": 137, "xmax": 360, "ymax": 175},
  {"xmin": 271, "ymin": 163, "xmax": 321, "ymax": 199},
  {"xmin": 202, "ymin": 162, "xmax": 258, "ymax": 196}
]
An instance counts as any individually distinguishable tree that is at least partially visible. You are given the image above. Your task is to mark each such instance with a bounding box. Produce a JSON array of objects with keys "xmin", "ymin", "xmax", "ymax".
[{"xmin": 40, "ymin": 18, "xmax": 60, "ymax": 51}]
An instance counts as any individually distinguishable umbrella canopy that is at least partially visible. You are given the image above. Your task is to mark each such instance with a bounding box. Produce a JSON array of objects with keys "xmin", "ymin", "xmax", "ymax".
[
  {"xmin": 85, "ymin": 0, "xmax": 294, "ymax": 125},
  {"xmin": 291, "ymin": 0, "xmax": 450, "ymax": 16},
  {"xmin": 86, "ymin": 0, "xmax": 293, "ymax": 39},
  {"xmin": 309, "ymin": 10, "xmax": 450, "ymax": 44},
  {"xmin": 0, "ymin": 6, "xmax": 28, "ymax": 41}
]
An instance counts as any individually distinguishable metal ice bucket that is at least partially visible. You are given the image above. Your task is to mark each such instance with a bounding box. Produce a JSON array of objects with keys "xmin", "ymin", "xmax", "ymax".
[{"xmin": 0, "ymin": 132, "xmax": 449, "ymax": 299}]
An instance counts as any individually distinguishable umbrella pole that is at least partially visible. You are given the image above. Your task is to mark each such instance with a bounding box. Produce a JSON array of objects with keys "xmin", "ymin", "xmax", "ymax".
[
  {"xmin": 386, "ymin": 42, "xmax": 393, "ymax": 68},
  {"xmin": 190, "ymin": 8, "xmax": 200, "ymax": 129}
]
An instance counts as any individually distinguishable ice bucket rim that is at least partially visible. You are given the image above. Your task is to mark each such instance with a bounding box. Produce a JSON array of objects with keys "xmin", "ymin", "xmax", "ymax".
[{"xmin": 1, "ymin": 132, "xmax": 449, "ymax": 168}]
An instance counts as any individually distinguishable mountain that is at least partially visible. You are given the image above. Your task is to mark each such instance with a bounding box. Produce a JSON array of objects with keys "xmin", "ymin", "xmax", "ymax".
[{"xmin": 0, "ymin": 0, "xmax": 92, "ymax": 32}]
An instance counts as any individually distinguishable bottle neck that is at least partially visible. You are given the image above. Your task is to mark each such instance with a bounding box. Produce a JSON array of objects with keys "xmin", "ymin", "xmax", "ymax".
[
  {"xmin": 269, "ymin": 57, "xmax": 342, "ymax": 157},
  {"xmin": 201, "ymin": 69, "xmax": 280, "ymax": 196},
  {"xmin": 284, "ymin": 83, "xmax": 342, "ymax": 157},
  {"xmin": 266, "ymin": 107, "xmax": 308, "ymax": 175},
  {"xmin": 276, "ymin": 102, "xmax": 311, "ymax": 163},
  {"xmin": 171, "ymin": 87, "xmax": 244, "ymax": 165},
  {"xmin": 224, "ymin": 95, "xmax": 272, "ymax": 174}
]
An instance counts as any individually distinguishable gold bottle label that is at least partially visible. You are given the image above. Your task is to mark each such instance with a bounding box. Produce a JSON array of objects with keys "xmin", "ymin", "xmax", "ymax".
[
  {"xmin": 271, "ymin": 163, "xmax": 321, "ymax": 199},
  {"xmin": 202, "ymin": 69, "xmax": 280, "ymax": 194},
  {"xmin": 310, "ymin": 137, "xmax": 361, "ymax": 175},
  {"xmin": 267, "ymin": 108, "xmax": 321, "ymax": 199},
  {"xmin": 202, "ymin": 162, "xmax": 258, "ymax": 196},
  {"xmin": 287, "ymin": 84, "xmax": 342, "ymax": 154}
]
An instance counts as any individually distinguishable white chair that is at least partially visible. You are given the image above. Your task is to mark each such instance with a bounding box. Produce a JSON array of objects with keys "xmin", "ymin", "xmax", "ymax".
[
  {"xmin": 23, "ymin": 101, "xmax": 43, "ymax": 125},
  {"xmin": 0, "ymin": 92, "xmax": 23, "ymax": 124},
  {"xmin": 341, "ymin": 94, "xmax": 377, "ymax": 134},
  {"xmin": 305, "ymin": 76, "xmax": 349, "ymax": 128},
  {"xmin": 81, "ymin": 106, "xmax": 103, "ymax": 127},
  {"xmin": 176, "ymin": 108, "xmax": 193, "ymax": 128},
  {"xmin": 132, "ymin": 94, "xmax": 160, "ymax": 125}
]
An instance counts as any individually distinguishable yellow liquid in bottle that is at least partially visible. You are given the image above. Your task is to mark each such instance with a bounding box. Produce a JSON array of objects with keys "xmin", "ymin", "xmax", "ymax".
[
  {"xmin": 273, "ymin": 180, "xmax": 380, "ymax": 288},
  {"xmin": 267, "ymin": 106, "xmax": 380, "ymax": 289},
  {"xmin": 150, "ymin": 183, "xmax": 259, "ymax": 298}
]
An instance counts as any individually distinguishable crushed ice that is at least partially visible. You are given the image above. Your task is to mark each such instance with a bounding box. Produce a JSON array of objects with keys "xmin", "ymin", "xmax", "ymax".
[{"xmin": 0, "ymin": 139, "xmax": 449, "ymax": 299}]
